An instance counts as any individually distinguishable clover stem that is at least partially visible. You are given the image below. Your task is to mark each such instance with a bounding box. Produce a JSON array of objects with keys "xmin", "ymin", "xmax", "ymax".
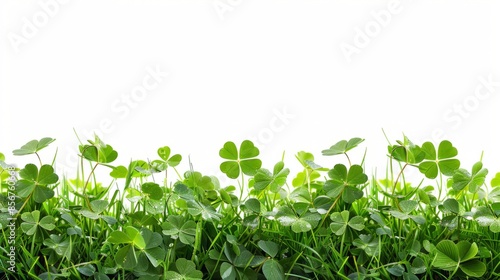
[
  {"xmin": 15, "ymin": 192, "xmax": 33, "ymax": 218},
  {"xmin": 82, "ymin": 163, "xmax": 100, "ymax": 211},
  {"xmin": 344, "ymin": 153, "xmax": 352, "ymax": 167},
  {"xmin": 392, "ymin": 163, "xmax": 408, "ymax": 212},
  {"xmin": 392, "ymin": 163, "xmax": 407, "ymax": 196},
  {"xmin": 173, "ymin": 166, "xmax": 182, "ymax": 181},
  {"xmin": 35, "ymin": 152, "xmax": 42, "ymax": 166},
  {"xmin": 448, "ymin": 263, "xmax": 460, "ymax": 279},
  {"xmin": 340, "ymin": 229, "xmax": 346, "ymax": 255}
]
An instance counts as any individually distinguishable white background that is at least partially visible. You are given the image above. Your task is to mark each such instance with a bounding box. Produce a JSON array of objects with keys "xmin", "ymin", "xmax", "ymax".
[{"xmin": 1, "ymin": 0, "xmax": 499, "ymax": 187}]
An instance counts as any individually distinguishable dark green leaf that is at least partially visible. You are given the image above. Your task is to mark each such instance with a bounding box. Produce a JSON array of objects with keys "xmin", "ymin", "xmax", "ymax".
[
  {"xmin": 262, "ymin": 259, "xmax": 285, "ymax": 280},
  {"xmin": 141, "ymin": 182, "xmax": 163, "ymax": 200},
  {"xmin": 258, "ymin": 240, "xmax": 279, "ymax": 258}
]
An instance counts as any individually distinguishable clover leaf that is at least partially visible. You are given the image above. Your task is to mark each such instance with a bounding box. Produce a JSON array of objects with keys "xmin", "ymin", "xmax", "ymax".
[
  {"xmin": 157, "ymin": 146, "xmax": 182, "ymax": 167},
  {"xmin": 491, "ymin": 172, "xmax": 500, "ymax": 187},
  {"xmin": 79, "ymin": 135, "xmax": 118, "ymax": 164},
  {"xmin": 43, "ymin": 234, "xmax": 71, "ymax": 259},
  {"xmin": 292, "ymin": 151, "xmax": 325, "ymax": 187},
  {"xmin": 253, "ymin": 161, "xmax": 290, "ymax": 192},
  {"xmin": 13, "ymin": 137, "xmax": 55, "ymax": 156},
  {"xmin": 78, "ymin": 200, "xmax": 117, "ymax": 224},
  {"xmin": 141, "ymin": 182, "xmax": 163, "ymax": 200},
  {"xmin": 262, "ymin": 259, "xmax": 285, "ymax": 280},
  {"xmin": 418, "ymin": 141, "xmax": 460, "ymax": 179},
  {"xmin": 109, "ymin": 165, "xmax": 128, "ymax": 179},
  {"xmin": 220, "ymin": 140, "xmax": 262, "ymax": 179},
  {"xmin": 21, "ymin": 210, "xmax": 55, "ymax": 235},
  {"xmin": 272, "ymin": 206, "xmax": 321, "ymax": 233},
  {"xmin": 330, "ymin": 210, "xmax": 365, "ymax": 236},
  {"xmin": 472, "ymin": 206, "xmax": 500, "ymax": 233},
  {"xmin": 162, "ymin": 215, "xmax": 197, "ymax": 245},
  {"xmin": 324, "ymin": 164, "xmax": 367, "ymax": 203},
  {"xmin": 322, "ymin": 138, "xmax": 364, "ymax": 156},
  {"xmin": 186, "ymin": 199, "xmax": 222, "ymax": 222},
  {"xmin": 388, "ymin": 200, "xmax": 425, "ymax": 224},
  {"xmin": 108, "ymin": 227, "xmax": 164, "ymax": 270},
  {"xmin": 388, "ymin": 136, "xmax": 424, "ymax": 164},
  {"xmin": 16, "ymin": 164, "xmax": 58, "ymax": 203},
  {"xmin": 433, "ymin": 240, "xmax": 486, "ymax": 277},
  {"xmin": 165, "ymin": 258, "xmax": 203, "ymax": 280},
  {"xmin": 451, "ymin": 161, "xmax": 488, "ymax": 193},
  {"xmin": 353, "ymin": 234, "xmax": 379, "ymax": 256},
  {"xmin": 258, "ymin": 240, "xmax": 279, "ymax": 258}
]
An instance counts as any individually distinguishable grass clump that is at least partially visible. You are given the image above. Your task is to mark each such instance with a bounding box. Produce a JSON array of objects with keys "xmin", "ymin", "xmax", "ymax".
[{"xmin": 1, "ymin": 134, "xmax": 500, "ymax": 279}]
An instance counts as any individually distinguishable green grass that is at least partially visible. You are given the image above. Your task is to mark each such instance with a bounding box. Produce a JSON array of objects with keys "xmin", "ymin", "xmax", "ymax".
[{"xmin": 1, "ymin": 134, "xmax": 500, "ymax": 279}]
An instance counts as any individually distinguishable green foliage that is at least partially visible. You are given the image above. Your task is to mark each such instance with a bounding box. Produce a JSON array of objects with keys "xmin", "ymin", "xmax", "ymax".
[
  {"xmin": 16, "ymin": 163, "xmax": 58, "ymax": 203},
  {"xmin": 418, "ymin": 140, "xmax": 460, "ymax": 179},
  {"xmin": 451, "ymin": 161, "xmax": 488, "ymax": 193},
  {"xmin": 219, "ymin": 140, "xmax": 262, "ymax": 179},
  {"xmin": 324, "ymin": 164, "xmax": 367, "ymax": 203},
  {"xmin": 330, "ymin": 210, "xmax": 365, "ymax": 235},
  {"xmin": 433, "ymin": 240, "xmax": 486, "ymax": 277},
  {"xmin": 12, "ymin": 137, "xmax": 55, "ymax": 156},
  {"xmin": 1, "ymin": 135, "xmax": 499, "ymax": 279},
  {"xmin": 79, "ymin": 134, "xmax": 118, "ymax": 164}
]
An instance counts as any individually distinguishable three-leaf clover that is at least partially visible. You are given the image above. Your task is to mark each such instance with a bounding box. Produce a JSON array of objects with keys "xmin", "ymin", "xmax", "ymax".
[
  {"xmin": 148, "ymin": 145, "xmax": 183, "ymax": 173},
  {"xmin": 324, "ymin": 164, "xmax": 367, "ymax": 203},
  {"xmin": 43, "ymin": 234, "xmax": 71, "ymax": 259},
  {"xmin": 162, "ymin": 215, "xmax": 197, "ymax": 245},
  {"xmin": 165, "ymin": 258, "xmax": 203, "ymax": 280},
  {"xmin": 388, "ymin": 200, "xmax": 426, "ymax": 225},
  {"xmin": 220, "ymin": 140, "xmax": 262, "ymax": 179},
  {"xmin": 107, "ymin": 226, "xmax": 165, "ymax": 269},
  {"xmin": 432, "ymin": 240, "xmax": 486, "ymax": 277},
  {"xmin": 418, "ymin": 141, "xmax": 460, "ymax": 179},
  {"xmin": 16, "ymin": 164, "xmax": 58, "ymax": 203},
  {"xmin": 330, "ymin": 210, "xmax": 365, "ymax": 236},
  {"xmin": 78, "ymin": 200, "xmax": 117, "ymax": 224},
  {"xmin": 451, "ymin": 161, "xmax": 488, "ymax": 193},
  {"xmin": 472, "ymin": 206, "xmax": 500, "ymax": 233},
  {"xmin": 353, "ymin": 234, "xmax": 379, "ymax": 256},
  {"xmin": 271, "ymin": 206, "xmax": 321, "ymax": 233},
  {"xmin": 322, "ymin": 138, "xmax": 364, "ymax": 156},
  {"xmin": 13, "ymin": 137, "xmax": 55, "ymax": 156},
  {"xmin": 253, "ymin": 161, "xmax": 290, "ymax": 193},
  {"xmin": 21, "ymin": 210, "xmax": 55, "ymax": 235}
]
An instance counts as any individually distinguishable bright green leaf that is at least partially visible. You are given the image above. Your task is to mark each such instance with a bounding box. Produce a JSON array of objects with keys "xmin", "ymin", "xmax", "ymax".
[
  {"xmin": 110, "ymin": 166, "xmax": 127, "ymax": 179},
  {"xmin": 13, "ymin": 137, "xmax": 55, "ymax": 156},
  {"xmin": 419, "ymin": 141, "xmax": 460, "ymax": 179},
  {"xmin": 322, "ymin": 138, "xmax": 364, "ymax": 156}
]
